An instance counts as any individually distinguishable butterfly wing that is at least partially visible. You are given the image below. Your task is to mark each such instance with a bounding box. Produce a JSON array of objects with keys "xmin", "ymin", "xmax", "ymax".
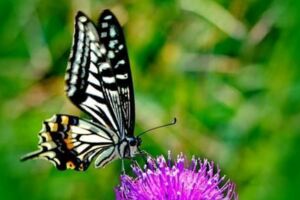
[
  {"xmin": 21, "ymin": 115, "xmax": 119, "ymax": 170},
  {"xmin": 66, "ymin": 12, "xmax": 118, "ymax": 133},
  {"xmin": 66, "ymin": 11, "xmax": 135, "ymax": 139},
  {"xmin": 97, "ymin": 9, "xmax": 135, "ymax": 137}
]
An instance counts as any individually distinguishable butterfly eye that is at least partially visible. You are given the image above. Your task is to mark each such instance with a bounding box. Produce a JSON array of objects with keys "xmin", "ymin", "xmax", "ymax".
[{"xmin": 129, "ymin": 139, "xmax": 137, "ymax": 146}]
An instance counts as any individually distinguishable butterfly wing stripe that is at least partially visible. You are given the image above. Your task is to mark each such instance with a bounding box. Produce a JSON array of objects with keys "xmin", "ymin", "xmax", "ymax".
[
  {"xmin": 70, "ymin": 124, "xmax": 110, "ymax": 139},
  {"xmin": 70, "ymin": 120, "xmax": 118, "ymax": 142},
  {"xmin": 66, "ymin": 12, "xmax": 106, "ymax": 127},
  {"xmin": 116, "ymin": 73, "xmax": 128, "ymax": 80},
  {"xmin": 72, "ymin": 141, "xmax": 81, "ymax": 147},
  {"xmin": 76, "ymin": 143, "xmax": 112, "ymax": 161},
  {"xmin": 75, "ymin": 144, "xmax": 90, "ymax": 154},
  {"xmin": 86, "ymin": 85, "xmax": 103, "ymax": 98},
  {"xmin": 80, "ymin": 104, "xmax": 111, "ymax": 129},
  {"xmin": 79, "ymin": 134, "xmax": 112, "ymax": 143},
  {"xmin": 80, "ymin": 96, "xmax": 119, "ymax": 132},
  {"xmin": 40, "ymin": 141, "xmax": 57, "ymax": 150},
  {"xmin": 94, "ymin": 146, "xmax": 117, "ymax": 168},
  {"xmin": 102, "ymin": 76, "xmax": 116, "ymax": 84},
  {"xmin": 85, "ymin": 147, "xmax": 104, "ymax": 162},
  {"xmin": 66, "ymin": 12, "xmax": 120, "ymax": 132},
  {"xmin": 98, "ymin": 10, "xmax": 135, "ymax": 136},
  {"xmin": 89, "ymin": 62, "xmax": 98, "ymax": 73},
  {"xmin": 97, "ymin": 62, "xmax": 124, "ymax": 138},
  {"xmin": 88, "ymin": 73, "xmax": 101, "ymax": 86},
  {"xmin": 70, "ymin": 126, "xmax": 92, "ymax": 134}
]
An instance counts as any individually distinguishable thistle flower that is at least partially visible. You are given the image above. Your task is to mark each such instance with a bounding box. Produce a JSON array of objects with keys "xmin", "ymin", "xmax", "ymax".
[{"xmin": 115, "ymin": 152, "xmax": 237, "ymax": 200}]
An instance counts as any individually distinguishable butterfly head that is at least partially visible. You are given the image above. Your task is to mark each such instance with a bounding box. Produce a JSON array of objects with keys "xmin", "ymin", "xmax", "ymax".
[
  {"xmin": 129, "ymin": 136, "xmax": 142, "ymax": 147},
  {"xmin": 125, "ymin": 136, "xmax": 142, "ymax": 157}
]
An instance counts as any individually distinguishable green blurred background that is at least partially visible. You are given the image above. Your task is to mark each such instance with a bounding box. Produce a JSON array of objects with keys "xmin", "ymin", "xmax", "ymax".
[{"xmin": 1, "ymin": 0, "xmax": 300, "ymax": 199}]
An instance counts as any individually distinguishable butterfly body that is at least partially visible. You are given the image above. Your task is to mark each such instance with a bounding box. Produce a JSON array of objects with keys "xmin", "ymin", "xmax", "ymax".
[{"xmin": 21, "ymin": 10, "xmax": 141, "ymax": 171}]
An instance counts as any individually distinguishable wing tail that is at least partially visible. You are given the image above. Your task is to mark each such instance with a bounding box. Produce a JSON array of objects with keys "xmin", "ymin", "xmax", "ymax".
[{"xmin": 20, "ymin": 150, "xmax": 42, "ymax": 162}]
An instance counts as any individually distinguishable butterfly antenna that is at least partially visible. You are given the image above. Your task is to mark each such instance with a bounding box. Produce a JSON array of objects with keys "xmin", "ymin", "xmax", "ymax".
[{"xmin": 137, "ymin": 118, "xmax": 177, "ymax": 137}]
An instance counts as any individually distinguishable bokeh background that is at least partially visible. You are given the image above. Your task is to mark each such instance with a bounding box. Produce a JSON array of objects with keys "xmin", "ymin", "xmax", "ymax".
[{"xmin": 1, "ymin": 0, "xmax": 300, "ymax": 199}]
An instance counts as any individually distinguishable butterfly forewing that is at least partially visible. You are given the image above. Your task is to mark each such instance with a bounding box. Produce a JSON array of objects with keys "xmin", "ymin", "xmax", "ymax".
[
  {"xmin": 66, "ymin": 11, "xmax": 121, "ymax": 135},
  {"xmin": 97, "ymin": 10, "xmax": 135, "ymax": 137}
]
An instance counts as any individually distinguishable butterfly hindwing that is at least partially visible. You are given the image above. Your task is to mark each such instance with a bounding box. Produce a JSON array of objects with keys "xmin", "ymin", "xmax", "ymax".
[{"xmin": 21, "ymin": 114, "xmax": 119, "ymax": 171}]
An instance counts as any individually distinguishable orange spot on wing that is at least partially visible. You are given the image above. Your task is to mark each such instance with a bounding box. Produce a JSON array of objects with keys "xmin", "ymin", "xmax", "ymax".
[
  {"xmin": 64, "ymin": 131, "xmax": 74, "ymax": 150},
  {"xmin": 66, "ymin": 161, "xmax": 75, "ymax": 169}
]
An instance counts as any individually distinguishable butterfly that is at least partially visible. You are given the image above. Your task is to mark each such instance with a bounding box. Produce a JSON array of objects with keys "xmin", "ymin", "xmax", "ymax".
[{"xmin": 21, "ymin": 10, "xmax": 142, "ymax": 171}]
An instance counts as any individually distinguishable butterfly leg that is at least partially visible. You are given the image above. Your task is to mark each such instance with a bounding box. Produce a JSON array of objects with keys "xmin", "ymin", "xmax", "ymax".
[
  {"xmin": 121, "ymin": 159, "xmax": 125, "ymax": 174},
  {"xmin": 135, "ymin": 149, "xmax": 154, "ymax": 167},
  {"xmin": 129, "ymin": 158, "xmax": 139, "ymax": 167},
  {"xmin": 136, "ymin": 149, "xmax": 153, "ymax": 160}
]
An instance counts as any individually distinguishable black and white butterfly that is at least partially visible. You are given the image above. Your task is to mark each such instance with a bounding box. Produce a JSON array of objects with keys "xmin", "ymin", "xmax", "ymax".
[{"xmin": 21, "ymin": 10, "xmax": 143, "ymax": 171}]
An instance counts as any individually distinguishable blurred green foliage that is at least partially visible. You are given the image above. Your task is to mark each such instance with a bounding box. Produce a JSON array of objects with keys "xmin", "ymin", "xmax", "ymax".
[{"xmin": 1, "ymin": 0, "xmax": 300, "ymax": 199}]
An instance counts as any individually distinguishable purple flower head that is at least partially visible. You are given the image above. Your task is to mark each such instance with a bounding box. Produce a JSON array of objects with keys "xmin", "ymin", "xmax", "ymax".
[{"xmin": 115, "ymin": 152, "xmax": 237, "ymax": 200}]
